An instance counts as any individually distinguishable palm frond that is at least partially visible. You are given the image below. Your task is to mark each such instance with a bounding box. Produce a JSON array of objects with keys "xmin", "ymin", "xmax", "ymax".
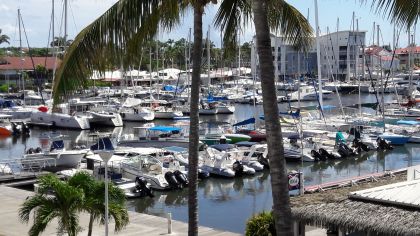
[
  {"xmin": 214, "ymin": 0, "xmax": 313, "ymax": 53},
  {"xmin": 213, "ymin": 0, "xmax": 252, "ymax": 54},
  {"xmin": 53, "ymin": 0, "xmax": 186, "ymax": 105},
  {"xmin": 28, "ymin": 206, "xmax": 58, "ymax": 236},
  {"xmin": 266, "ymin": 0, "xmax": 313, "ymax": 51},
  {"xmin": 108, "ymin": 203, "xmax": 130, "ymax": 232},
  {"xmin": 366, "ymin": 0, "xmax": 420, "ymax": 28}
]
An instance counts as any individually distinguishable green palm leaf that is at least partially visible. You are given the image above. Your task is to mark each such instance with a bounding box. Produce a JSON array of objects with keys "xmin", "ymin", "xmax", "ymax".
[
  {"xmin": 53, "ymin": 0, "xmax": 185, "ymax": 105},
  {"xmin": 367, "ymin": 0, "xmax": 419, "ymax": 28}
]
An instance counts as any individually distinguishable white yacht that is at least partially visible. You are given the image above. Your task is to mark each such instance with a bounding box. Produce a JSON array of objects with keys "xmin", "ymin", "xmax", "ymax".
[
  {"xmin": 86, "ymin": 111, "xmax": 123, "ymax": 127},
  {"xmin": 119, "ymin": 154, "xmax": 188, "ymax": 190},
  {"xmin": 284, "ymin": 85, "xmax": 334, "ymax": 101},
  {"xmin": 30, "ymin": 110, "xmax": 90, "ymax": 129},
  {"xmin": 142, "ymin": 99, "xmax": 183, "ymax": 119},
  {"xmin": 120, "ymin": 97, "xmax": 155, "ymax": 122},
  {"xmin": 23, "ymin": 140, "xmax": 87, "ymax": 169}
]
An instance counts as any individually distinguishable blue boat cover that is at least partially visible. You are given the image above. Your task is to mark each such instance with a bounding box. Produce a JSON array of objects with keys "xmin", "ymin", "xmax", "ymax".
[
  {"xmin": 233, "ymin": 118, "xmax": 256, "ymax": 127},
  {"xmin": 210, "ymin": 144, "xmax": 236, "ymax": 151},
  {"xmin": 235, "ymin": 141, "xmax": 257, "ymax": 147},
  {"xmin": 148, "ymin": 126, "xmax": 182, "ymax": 132},
  {"xmin": 50, "ymin": 140, "xmax": 65, "ymax": 151},
  {"xmin": 0, "ymin": 99, "xmax": 16, "ymax": 108},
  {"xmin": 90, "ymin": 137, "xmax": 114, "ymax": 151},
  {"xmin": 396, "ymin": 120, "xmax": 419, "ymax": 126}
]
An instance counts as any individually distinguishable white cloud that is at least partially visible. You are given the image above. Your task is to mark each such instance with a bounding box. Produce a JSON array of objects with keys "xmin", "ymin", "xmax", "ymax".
[{"xmin": 0, "ymin": 3, "xmax": 10, "ymax": 12}]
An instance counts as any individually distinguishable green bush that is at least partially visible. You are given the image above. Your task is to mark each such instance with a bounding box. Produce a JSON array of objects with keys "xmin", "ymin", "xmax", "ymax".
[
  {"xmin": 245, "ymin": 211, "xmax": 276, "ymax": 236},
  {"xmin": 0, "ymin": 84, "xmax": 8, "ymax": 93}
]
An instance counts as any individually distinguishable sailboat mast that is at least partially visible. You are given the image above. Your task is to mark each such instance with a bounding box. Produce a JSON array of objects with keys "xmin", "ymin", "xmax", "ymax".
[
  {"xmin": 238, "ymin": 27, "xmax": 241, "ymax": 77},
  {"xmin": 18, "ymin": 9, "xmax": 25, "ymax": 105},
  {"xmin": 187, "ymin": 28, "xmax": 191, "ymax": 103},
  {"xmin": 64, "ymin": 0, "xmax": 67, "ymax": 42},
  {"xmin": 356, "ymin": 19, "xmax": 361, "ymax": 116},
  {"xmin": 314, "ymin": 0, "xmax": 323, "ymax": 109},
  {"xmin": 207, "ymin": 25, "xmax": 210, "ymax": 84}
]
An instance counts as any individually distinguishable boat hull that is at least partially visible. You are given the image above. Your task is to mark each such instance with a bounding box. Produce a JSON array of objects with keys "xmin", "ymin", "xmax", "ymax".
[{"xmin": 30, "ymin": 112, "xmax": 90, "ymax": 129}]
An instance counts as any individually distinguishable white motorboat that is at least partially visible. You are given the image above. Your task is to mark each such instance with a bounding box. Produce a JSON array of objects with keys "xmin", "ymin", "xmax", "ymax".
[
  {"xmin": 119, "ymin": 154, "xmax": 188, "ymax": 190},
  {"xmin": 0, "ymin": 99, "xmax": 34, "ymax": 119},
  {"xmin": 23, "ymin": 140, "xmax": 87, "ymax": 169},
  {"xmin": 216, "ymin": 102, "xmax": 235, "ymax": 114},
  {"xmin": 205, "ymin": 144, "xmax": 256, "ymax": 175},
  {"xmin": 284, "ymin": 86, "xmax": 334, "ymax": 101},
  {"xmin": 120, "ymin": 107, "xmax": 155, "ymax": 121},
  {"xmin": 87, "ymin": 111, "xmax": 123, "ymax": 127},
  {"xmin": 30, "ymin": 110, "xmax": 90, "ymax": 130},
  {"xmin": 120, "ymin": 97, "xmax": 155, "ymax": 121},
  {"xmin": 154, "ymin": 106, "xmax": 184, "ymax": 119}
]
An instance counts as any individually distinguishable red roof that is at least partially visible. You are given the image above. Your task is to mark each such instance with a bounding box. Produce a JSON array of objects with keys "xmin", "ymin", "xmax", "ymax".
[
  {"xmin": 395, "ymin": 46, "xmax": 420, "ymax": 55},
  {"xmin": 0, "ymin": 57, "xmax": 61, "ymax": 70}
]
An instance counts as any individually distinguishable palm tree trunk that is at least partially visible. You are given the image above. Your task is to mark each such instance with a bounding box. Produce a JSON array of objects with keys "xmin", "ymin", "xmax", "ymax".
[
  {"xmin": 88, "ymin": 214, "xmax": 94, "ymax": 236},
  {"xmin": 251, "ymin": 0, "xmax": 293, "ymax": 235},
  {"xmin": 188, "ymin": 2, "xmax": 204, "ymax": 236}
]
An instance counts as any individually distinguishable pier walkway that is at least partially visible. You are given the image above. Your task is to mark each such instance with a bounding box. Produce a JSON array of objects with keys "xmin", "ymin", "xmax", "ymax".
[{"xmin": 0, "ymin": 186, "xmax": 240, "ymax": 236}]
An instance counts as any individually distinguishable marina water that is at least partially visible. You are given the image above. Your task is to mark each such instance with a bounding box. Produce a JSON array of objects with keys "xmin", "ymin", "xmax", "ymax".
[{"xmin": 1, "ymin": 94, "xmax": 418, "ymax": 233}]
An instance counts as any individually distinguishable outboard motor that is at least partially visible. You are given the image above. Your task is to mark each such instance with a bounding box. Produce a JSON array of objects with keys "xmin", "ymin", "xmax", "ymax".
[
  {"xmin": 35, "ymin": 147, "xmax": 43, "ymax": 153},
  {"xmin": 21, "ymin": 122, "xmax": 30, "ymax": 136},
  {"xmin": 173, "ymin": 170, "xmax": 189, "ymax": 187},
  {"xmin": 133, "ymin": 177, "xmax": 154, "ymax": 198},
  {"xmin": 318, "ymin": 148, "xmax": 336, "ymax": 160},
  {"xmin": 376, "ymin": 137, "xmax": 393, "ymax": 150},
  {"xmin": 311, "ymin": 149, "xmax": 326, "ymax": 161},
  {"xmin": 164, "ymin": 171, "xmax": 181, "ymax": 189},
  {"xmin": 232, "ymin": 160, "xmax": 244, "ymax": 175},
  {"xmin": 11, "ymin": 122, "xmax": 20, "ymax": 136},
  {"xmin": 337, "ymin": 143, "xmax": 355, "ymax": 158},
  {"xmin": 353, "ymin": 138, "xmax": 370, "ymax": 153},
  {"xmin": 26, "ymin": 148, "xmax": 35, "ymax": 154}
]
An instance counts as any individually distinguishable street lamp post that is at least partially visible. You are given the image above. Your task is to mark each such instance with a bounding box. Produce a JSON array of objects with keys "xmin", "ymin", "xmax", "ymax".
[{"xmin": 96, "ymin": 149, "xmax": 113, "ymax": 236}]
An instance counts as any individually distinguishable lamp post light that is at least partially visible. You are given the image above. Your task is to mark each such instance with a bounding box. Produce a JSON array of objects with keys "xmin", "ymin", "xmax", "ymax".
[{"xmin": 95, "ymin": 145, "xmax": 114, "ymax": 236}]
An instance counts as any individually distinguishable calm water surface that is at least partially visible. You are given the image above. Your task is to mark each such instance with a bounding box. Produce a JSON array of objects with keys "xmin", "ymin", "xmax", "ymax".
[{"xmin": 1, "ymin": 94, "xmax": 418, "ymax": 234}]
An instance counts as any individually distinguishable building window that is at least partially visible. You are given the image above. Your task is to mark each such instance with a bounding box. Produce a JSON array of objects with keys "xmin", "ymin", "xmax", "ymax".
[
  {"xmin": 273, "ymin": 56, "xmax": 275, "ymax": 61},
  {"xmin": 271, "ymin": 47, "xmax": 275, "ymax": 51}
]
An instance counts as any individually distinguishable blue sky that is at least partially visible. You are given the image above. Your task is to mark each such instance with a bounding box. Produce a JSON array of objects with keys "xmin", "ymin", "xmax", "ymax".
[{"xmin": 0, "ymin": 0, "xmax": 417, "ymax": 48}]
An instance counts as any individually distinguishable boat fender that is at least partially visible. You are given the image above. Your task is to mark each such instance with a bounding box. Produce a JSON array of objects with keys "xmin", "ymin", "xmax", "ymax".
[
  {"xmin": 120, "ymin": 112, "xmax": 125, "ymax": 118},
  {"xmin": 173, "ymin": 170, "xmax": 189, "ymax": 186},
  {"xmin": 164, "ymin": 171, "xmax": 181, "ymax": 189}
]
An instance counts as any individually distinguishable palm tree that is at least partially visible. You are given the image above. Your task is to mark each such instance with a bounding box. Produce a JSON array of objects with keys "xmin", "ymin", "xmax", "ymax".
[
  {"xmin": 19, "ymin": 174, "xmax": 84, "ymax": 236},
  {"xmin": 51, "ymin": 1, "xmax": 308, "ymax": 236},
  {"xmin": 68, "ymin": 171, "xmax": 129, "ymax": 236},
  {"xmin": 0, "ymin": 29, "xmax": 10, "ymax": 46},
  {"xmin": 51, "ymin": 0, "xmax": 418, "ymax": 235},
  {"xmin": 247, "ymin": 1, "xmax": 419, "ymax": 234}
]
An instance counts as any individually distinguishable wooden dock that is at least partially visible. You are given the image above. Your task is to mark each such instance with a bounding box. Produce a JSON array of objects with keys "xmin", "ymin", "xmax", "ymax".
[{"xmin": 0, "ymin": 186, "xmax": 241, "ymax": 236}]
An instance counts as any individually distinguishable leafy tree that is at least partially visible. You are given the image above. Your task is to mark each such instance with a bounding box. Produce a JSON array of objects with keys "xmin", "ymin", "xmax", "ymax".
[
  {"xmin": 19, "ymin": 174, "xmax": 84, "ymax": 236},
  {"xmin": 19, "ymin": 173, "xmax": 129, "ymax": 236},
  {"xmin": 68, "ymin": 171, "xmax": 129, "ymax": 236},
  {"xmin": 0, "ymin": 29, "xmax": 10, "ymax": 46}
]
